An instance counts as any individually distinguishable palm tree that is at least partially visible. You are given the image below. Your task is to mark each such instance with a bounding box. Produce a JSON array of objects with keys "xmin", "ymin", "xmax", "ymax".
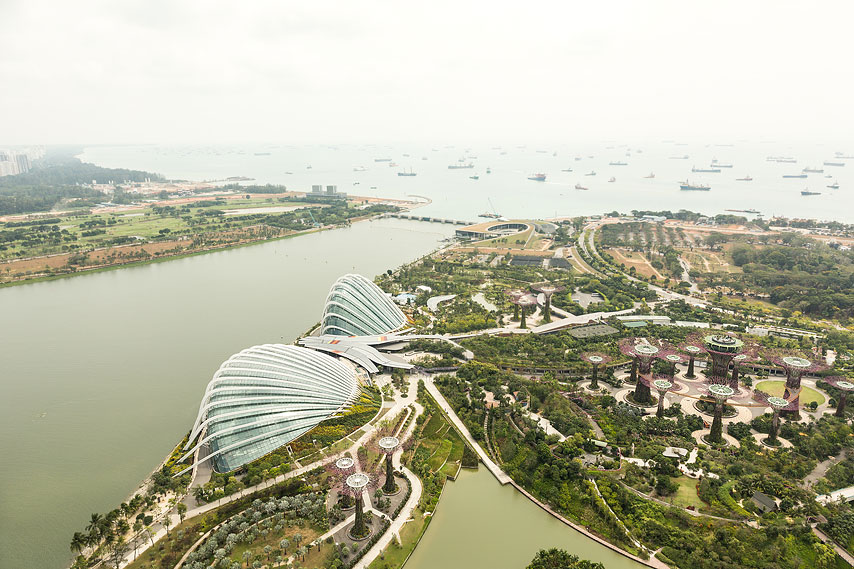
[
  {"xmin": 242, "ymin": 550, "xmax": 252, "ymax": 568},
  {"xmin": 86, "ymin": 513, "xmax": 103, "ymax": 536},
  {"xmin": 70, "ymin": 532, "xmax": 86, "ymax": 556},
  {"xmin": 279, "ymin": 538, "xmax": 289, "ymax": 555},
  {"xmin": 298, "ymin": 546, "xmax": 307, "ymax": 562},
  {"xmin": 264, "ymin": 545, "xmax": 272, "ymax": 560}
]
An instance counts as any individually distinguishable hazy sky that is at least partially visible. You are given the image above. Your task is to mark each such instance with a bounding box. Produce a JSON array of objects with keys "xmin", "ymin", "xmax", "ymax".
[{"xmin": 2, "ymin": 0, "xmax": 852, "ymax": 145}]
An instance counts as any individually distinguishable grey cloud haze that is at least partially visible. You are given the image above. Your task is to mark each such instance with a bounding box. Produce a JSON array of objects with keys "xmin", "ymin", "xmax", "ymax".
[{"xmin": 1, "ymin": 0, "xmax": 852, "ymax": 144}]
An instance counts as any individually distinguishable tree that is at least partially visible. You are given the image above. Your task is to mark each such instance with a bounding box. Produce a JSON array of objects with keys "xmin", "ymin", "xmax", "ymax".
[
  {"xmin": 107, "ymin": 537, "xmax": 128, "ymax": 569},
  {"xmin": 70, "ymin": 532, "xmax": 86, "ymax": 556},
  {"xmin": 177, "ymin": 502, "xmax": 187, "ymax": 524},
  {"xmin": 279, "ymin": 538, "xmax": 290, "ymax": 555},
  {"xmin": 163, "ymin": 514, "xmax": 172, "ymax": 535},
  {"xmin": 243, "ymin": 550, "xmax": 252, "ymax": 568},
  {"xmin": 526, "ymin": 548, "xmax": 604, "ymax": 569}
]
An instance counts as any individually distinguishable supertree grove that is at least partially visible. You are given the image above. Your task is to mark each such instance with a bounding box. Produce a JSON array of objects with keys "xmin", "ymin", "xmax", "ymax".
[
  {"xmin": 330, "ymin": 456, "xmax": 357, "ymax": 509},
  {"xmin": 663, "ymin": 354, "xmax": 683, "ymax": 378}
]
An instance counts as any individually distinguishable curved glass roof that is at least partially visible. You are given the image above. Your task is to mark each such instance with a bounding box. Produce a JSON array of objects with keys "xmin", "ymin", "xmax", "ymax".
[
  {"xmin": 321, "ymin": 274, "xmax": 407, "ymax": 337},
  {"xmin": 178, "ymin": 344, "xmax": 361, "ymax": 474}
]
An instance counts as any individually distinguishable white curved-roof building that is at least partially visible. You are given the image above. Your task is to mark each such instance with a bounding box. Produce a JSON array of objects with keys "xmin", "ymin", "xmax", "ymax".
[
  {"xmin": 321, "ymin": 274, "xmax": 407, "ymax": 337},
  {"xmin": 178, "ymin": 344, "xmax": 361, "ymax": 474}
]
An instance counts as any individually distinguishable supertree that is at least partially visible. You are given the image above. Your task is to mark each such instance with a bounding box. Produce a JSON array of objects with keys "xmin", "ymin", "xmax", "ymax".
[
  {"xmin": 705, "ymin": 383, "xmax": 735, "ymax": 444},
  {"xmin": 619, "ymin": 339, "xmax": 675, "ymax": 405},
  {"xmin": 329, "ymin": 456, "xmax": 357, "ymax": 509},
  {"xmin": 766, "ymin": 353, "xmax": 828, "ymax": 417},
  {"xmin": 344, "ymin": 472, "xmax": 372, "ymax": 539},
  {"xmin": 663, "ymin": 354, "xmax": 683, "ymax": 378},
  {"xmin": 532, "ymin": 283, "xmax": 566, "ymax": 324},
  {"xmin": 823, "ymin": 376, "xmax": 854, "ymax": 418},
  {"xmin": 582, "ymin": 352, "xmax": 611, "ymax": 390},
  {"xmin": 764, "ymin": 396, "xmax": 791, "ymax": 446},
  {"xmin": 651, "ymin": 378, "xmax": 676, "ymax": 418},
  {"xmin": 378, "ymin": 436, "xmax": 401, "ymax": 495},
  {"xmin": 507, "ymin": 290, "xmax": 525, "ymax": 321},
  {"xmin": 681, "ymin": 344, "xmax": 703, "ymax": 379},
  {"xmin": 702, "ymin": 334, "xmax": 744, "ymax": 382},
  {"xmin": 512, "ymin": 294, "xmax": 537, "ymax": 329}
]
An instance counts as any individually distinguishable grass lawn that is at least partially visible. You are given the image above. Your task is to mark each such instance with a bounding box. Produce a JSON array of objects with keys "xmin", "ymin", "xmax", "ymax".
[
  {"xmin": 667, "ymin": 476, "xmax": 706, "ymax": 510},
  {"xmin": 367, "ymin": 508, "xmax": 430, "ymax": 569},
  {"xmin": 755, "ymin": 381, "xmax": 826, "ymax": 406}
]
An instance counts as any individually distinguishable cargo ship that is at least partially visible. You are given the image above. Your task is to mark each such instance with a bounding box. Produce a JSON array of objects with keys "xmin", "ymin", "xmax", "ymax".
[
  {"xmin": 783, "ymin": 174, "xmax": 807, "ymax": 178},
  {"xmin": 448, "ymin": 163, "xmax": 475, "ymax": 169},
  {"xmin": 609, "ymin": 161, "xmax": 628, "ymax": 166},
  {"xmin": 669, "ymin": 155, "xmax": 689, "ymax": 159},
  {"xmin": 645, "ymin": 172, "xmax": 655, "ymax": 178},
  {"xmin": 397, "ymin": 168, "xmax": 417, "ymax": 177},
  {"xmin": 585, "ymin": 171, "xmax": 597, "ymax": 176},
  {"xmin": 711, "ymin": 160, "xmax": 733, "ymax": 168},
  {"xmin": 575, "ymin": 183, "xmax": 589, "ymax": 190},
  {"xmin": 801, "ymin": 189, "xmax": 821, "ymax": 196},
  {"xmin": 470, "ymin": 175, "xmax": 480, "ymax": 180},
  {"xmin": 692, "ymin": 166, "xmax": 721, "ymax": 173},
  {"xmin": 374, "ymin": 158, "xmax": 392, "ymax": 162},
  {"xmin": 561, "ymin": 168, "xmax": 573, "ymax": 172},
  {"xmin": 528, "ymin": 173, "xmax": 546, "ymax": 181},
  {"xmin": 353, "ymin": 166, "xmax": 367, "ymax": 172},
  {"xmin": 726, "ymin": 209, "xmax": 761, "ymax": 214},
  {"xmin": 803, "ymin": 167, "xmax": 824, "ymax": 173},
  {"xmin": 824, "ymin": 161, "xmax": 846, "ymax": 167},
  {"xmin": 680, "ymin": 181, "xmax": 711, "ymax": 191},
  {"xmin": 736, "ymin": 175, "xmax": 753, "ymax": 181},
  {"xmin": 608, "ymin": 177, "xmax": 616, "ymax": 183},
  {"xmin": 828, "ymin": 181, "xmax": 840, "ymax": 189}
]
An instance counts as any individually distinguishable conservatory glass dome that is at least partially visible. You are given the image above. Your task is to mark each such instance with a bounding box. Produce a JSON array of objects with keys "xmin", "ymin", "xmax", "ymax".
[
  {"xmin": 321, "ymin": 274, "xmax": 407, "ymax": 337},
  {"xmin": 178, "ymin": 344, "xmax": 361, "ymax": 474}
]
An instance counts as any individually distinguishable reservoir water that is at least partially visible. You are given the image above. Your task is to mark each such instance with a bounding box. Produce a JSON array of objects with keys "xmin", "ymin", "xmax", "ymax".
[
  {"xmin": 0, "ymin": 218, "xmax": 453, "ymax": 569},
  {"xmin": 405, "ymin": 468, "xmax": 641, "ymax": 569}
]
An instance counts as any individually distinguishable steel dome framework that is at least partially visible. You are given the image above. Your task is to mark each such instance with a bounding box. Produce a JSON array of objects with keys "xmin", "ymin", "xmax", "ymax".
[
  {"xmin": 178, "ymin": 344, "xmax": 362, "ymax": 475},
  {"xmin": 321, "ymin": 274, "xmax": 407, "ymax": 337}
]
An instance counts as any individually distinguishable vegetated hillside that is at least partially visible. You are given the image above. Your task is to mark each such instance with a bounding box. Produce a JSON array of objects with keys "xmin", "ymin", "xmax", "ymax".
[
  {"xmin": 708, "ymin": 239, "xmax": 854, "ymax": 320},
  {"xmin": 0, "ymin": 147, "xmax": 164, "ymax": 215}
]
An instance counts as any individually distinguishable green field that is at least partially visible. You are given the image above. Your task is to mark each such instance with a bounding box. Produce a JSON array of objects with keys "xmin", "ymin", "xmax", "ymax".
[{"xmin": 755, "ymin": 381, "xmax": 826, "ymax": 406}]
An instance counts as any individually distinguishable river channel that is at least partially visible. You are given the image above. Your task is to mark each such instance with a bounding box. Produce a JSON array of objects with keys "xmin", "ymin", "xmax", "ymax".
[{"xmin": 405, "ymin": 468, "xmax": 641, "ymax": 569}]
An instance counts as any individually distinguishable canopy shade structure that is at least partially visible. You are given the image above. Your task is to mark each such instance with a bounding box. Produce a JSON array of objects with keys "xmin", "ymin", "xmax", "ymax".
[
  {"xmin": 178, "ymin": 344, "xmax": 361, "ymax": 475},
  {"xmin": 321, "ymin": 274, "xmax": 407, "ymax": 337}
]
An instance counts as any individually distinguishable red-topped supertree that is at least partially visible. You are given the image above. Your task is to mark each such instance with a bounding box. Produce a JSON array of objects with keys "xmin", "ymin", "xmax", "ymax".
[
  {"xmin": 823, "ymin": 376, "xmax": 854, "ymax": 418},
  {"xmin": 582, "ymin": 352, "xmax": 612, "ymax": 390},
  {"xmin": 680, "ymin": 342, "xmax": 704, "ymax": 379},
  {"xmin": 619, "ymin": 339, "xmax": 676, "ymax": 405},
  {"xmin": 766, "ymin": 352, "xmax": 828, "ymax": 417},
  {"xmin": 702, "ymin": 334, "xmax": 745, "ymax": 383},
  {"xmin": 532, "ymin": 283, "xmax": 566, "ymax": 324}
]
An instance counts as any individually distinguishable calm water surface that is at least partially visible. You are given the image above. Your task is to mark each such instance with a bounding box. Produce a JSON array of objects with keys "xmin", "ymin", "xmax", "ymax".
[
  {"xmin": 405, "ymin": 468, "xmax": 641, "ymax": 569},
  {"xmin": 0, "ymin": 218, "xmax": 453, "ymax": 569}
]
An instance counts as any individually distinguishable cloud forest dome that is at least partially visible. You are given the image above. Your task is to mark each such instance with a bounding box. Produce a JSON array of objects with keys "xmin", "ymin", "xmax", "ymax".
[
  {"xmin": 321, "ymin": 274, "xmax": 407, "ymax": 337},
  {"xmin": 178, "ymin": 344, "xmax": 362, "ymax": 474}
]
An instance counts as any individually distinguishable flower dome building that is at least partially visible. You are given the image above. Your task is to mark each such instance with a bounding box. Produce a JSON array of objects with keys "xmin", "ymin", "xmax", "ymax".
[
  {"xmin": 178, "ymin": 344, "xmax": 362, "ymax": 475},
  {"xmin": 321, "ymin": 274, "xmax": 407, "ymax": 337}
]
